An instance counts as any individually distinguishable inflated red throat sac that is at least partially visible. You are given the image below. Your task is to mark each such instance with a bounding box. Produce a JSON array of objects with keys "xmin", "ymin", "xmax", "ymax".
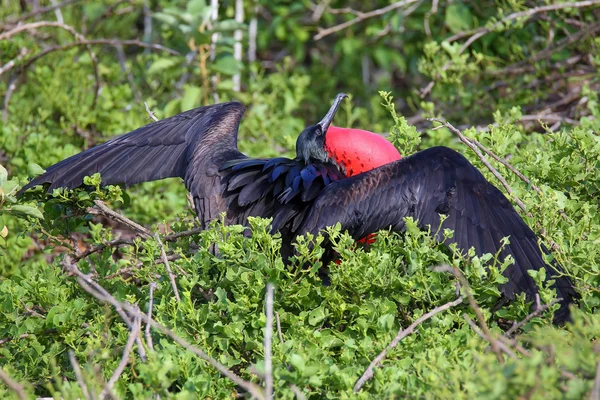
[
  {"xmin": 325, "ymin": 125, "xmax": 402, "ymax": 245},
  {"xmin": 325, "ymin": 125, "xmax": 401, "ymax": 176}
]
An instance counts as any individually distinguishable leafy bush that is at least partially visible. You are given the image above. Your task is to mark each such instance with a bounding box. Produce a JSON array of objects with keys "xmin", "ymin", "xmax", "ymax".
[{"xmin": 1, "ymin": 0, "xmax": 599, "ymax": 399}]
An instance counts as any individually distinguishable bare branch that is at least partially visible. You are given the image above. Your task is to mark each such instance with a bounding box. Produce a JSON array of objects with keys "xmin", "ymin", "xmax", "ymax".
[
  {"xmin": 353, "ymin": 296, "xmax": 463, "ymax": 392},
  {"xmin": 428, "ymin": 118, "xmax": 528, "ymax": 213},
  {"xmin": 2, "ymin": 0, "xmax": 83, "ymax": 26},
  {"xmin": 62, "ymin": 258, "xmax": 265, "ymax": 399},
  {"xmin": 68, "ymin": 350, "xmax": 93, "ymax": 400},
  {"xmin": 447, "ymin": 0, "xmax": 600, "ymax": 46},
  {"xmin": 88, "ymin": 200, "xmax": 153, "ymax": 238},
  {"xmin": 420, "ymin": 2, "xmax": 600, "ymax": 97},
  {"xmin": 314, "ymin": 0, "xmax": 418, "ymax": 40},
  {"xmin": 0, "ymin": 39, "xmax": 180, "ymax": 80},
  {"xmin": 464, "ymin": 315, "xmax": 517, "ymax": 360},
  {"xmin": 144, "ymin": 102, "xmax": 159, "ymax": 122},
  {"xmin": 504, "ymin": 298, "xmax": 562, "ymax": 337},
  {"xmin": 434, "ymin": 265, "xmax": 504, "ymax": 363},
  {"xmin": 591, "ymin": 361, "xmax": 600, "ymax": 400},
  {"xmin": 101, "ymin": 313, "xmax": 142, "ymax": 399},
  {"xmin": 0, "ymin": 47, "xmax": 28, "ymax": 76},
  {"xmin": 264, "ymin": 284, "xmax": 274, "ymax": 399},
  {"xmin": 0, "ymin": 367, "xmax": 27, "ymax": 400},
  {"xmin": 275, "ymin": 312, "xmax": 284, "ymax": 344},
  {"xmin": 154, "ymin": 233, "xmax": 181, "ymax": 302},
  {"xmin": 146, "ymin": 283, "xmax": 156, "ymax": 351},
  {"xmin": 0, "ymin": 21, "xmax": 100, "ymax": 108}
]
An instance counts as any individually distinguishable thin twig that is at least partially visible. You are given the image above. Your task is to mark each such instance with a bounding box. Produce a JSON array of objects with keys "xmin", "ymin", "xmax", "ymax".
[
  {"xmin": 89, "ymin": 200, "xmax": 152, "ymax": 238},
  {"xmin": 264, "ymin": 284, "xmax": 274, "ymax": 399},
  {"xmin": 420, "ymin": 1, "xmax": 600, "ymax": 97},
  {"xmin": 353, "ymin": 296, "xmax": 463, "ymax": 392},
  {"xmin": 146, "ymin": 283, "xmax": 156, "ymax": 351},
  {"xmin": 275, "ymin": 312, "xmax": 284, "ymax": 344},
  {"xmin": 154, "ymin": 233, "xmax": 181, "ymax": 302},
  {"xmin": 0, "ymin": 47, "xmax": 28, "ymax": 76},
  {"xmin": 504, "ymin": 298, "xmax": 562, "ymax": 337},
  {"xmin": 101, "ymin": 314, "xmax": 142, "ymax": 399},
  {"xmin": 144, "ymin": 102, "xmax": 159, "ymax": 122},
  {"xmin": 2, "ymin": 0, "xmax": 83, "ymax": 26},
  {"xmin": 62, "ymin": 258, "xmax": 265, "ymax": 399},
  {"xmin": 314, "ymin": 0, "xmax": 418, "ymax": 40},
  {"xmin": 0, "ymin": 367, "xmax": 27, "ymax": 400},
  {"xmin": 591, "ymin": 362, "xmax": 600, "ymax": 400},
  {"xmin": 447, "ymin": 0, "xmax": 600, "ymax": 46},
  {"xmin": 68, "ymin": 350, "xmax": 93, "ymax": 400},
  {"xmin": 464, "ymin": 315, "xmax": 517, "ymax": 360},
  {"xmin": 434, "ymin": 265, "xmax": 504, "ymax": 363},
  {"xmin": 428, "ymin": 118, "xmax": 528, "ymax": 213},
  {"xmin": 49, "ymin": 0, "xmax": 64, "ymax": 23},
  {"xmin": 0, "ymin": 21, "xmax": 100, "ymax": 107}
]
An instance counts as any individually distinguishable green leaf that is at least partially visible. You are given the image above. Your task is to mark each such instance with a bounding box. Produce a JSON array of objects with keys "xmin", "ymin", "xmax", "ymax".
[
  {"xmin": 9, "ymin": 204, "xmax": 44, "ymax": 220},
  {"xmin": 27, "ymin": 163, "xmax": 45, "ymax": 177},
  {"xmin": 445, "ymin": 4, "xmax": 473, "ymax": 34},
  {"xmin": 211, "ymin": 56, "xmax": 241, "ymax": 76},
  {"xmin": 212, "ymin": 19, "xmax": 245, "ymax": 33},
  {"xmin": 0, "ymin": 225, "xmax": 7, "ymax": 238},
  {"xmin": 148, "ymin": 58, "xmax": 178, "ymax": 75},
  {"xmin": 0, "ymin": 164, "xmax": 7, "ymax": 186},
  {"xmin": 181, "ymin": 85, "xmax": 202, "ymax": 111},
  {"xmin": 308, "ymin": 306, "xmax": 326, "ymax": 326}
]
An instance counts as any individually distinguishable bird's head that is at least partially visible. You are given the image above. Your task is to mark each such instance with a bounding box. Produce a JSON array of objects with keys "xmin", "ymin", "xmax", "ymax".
[
  {"xmin": 295, "ymin": 92, "xmax": 402, "ymax": 176},
  {"xmin": 296, "ymin": 93, "xmax": 348, "ymax": 165}
]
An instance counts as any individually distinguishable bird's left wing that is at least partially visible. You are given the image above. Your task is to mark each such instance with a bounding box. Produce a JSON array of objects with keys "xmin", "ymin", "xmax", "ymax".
[
  {"xmin": 19, "ymin": 102, "xmax": 247, "ymax": 228},
  {"xmin": 296, "ymin": 146, "xmax": 576, "ymax": 323}
]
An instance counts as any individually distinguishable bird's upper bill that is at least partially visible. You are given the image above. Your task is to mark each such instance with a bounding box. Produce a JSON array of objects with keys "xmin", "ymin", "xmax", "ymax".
[{"xmin": 325, "ymin": 125, "xmax": 402, "ymax": 177}]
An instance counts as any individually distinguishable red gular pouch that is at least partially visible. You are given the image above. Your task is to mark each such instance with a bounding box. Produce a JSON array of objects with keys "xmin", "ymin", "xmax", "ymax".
[
  {"xmin": 324, "ymin": 125, "xmax": 402, "ymax": 262},
  {"xmin": 324, "ymin": 125, "xmax": 401, "ymax": 177}
]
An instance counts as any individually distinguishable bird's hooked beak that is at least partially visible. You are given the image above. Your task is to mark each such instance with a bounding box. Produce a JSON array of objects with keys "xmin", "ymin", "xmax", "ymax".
[{"xmin": 317, "ymin": 93, "xmax": 348, "ymax": 133}]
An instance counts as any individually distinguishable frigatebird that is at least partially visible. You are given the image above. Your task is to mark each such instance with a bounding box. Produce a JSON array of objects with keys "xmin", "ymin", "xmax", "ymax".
[{"xmin": 20, "ymin": 94, "xmax": 576, "ymax": 323}]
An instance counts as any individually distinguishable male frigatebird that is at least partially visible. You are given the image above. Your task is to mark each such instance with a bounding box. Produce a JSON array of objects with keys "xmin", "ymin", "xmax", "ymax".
[{"xmin": 20, "ymin": 94, "xmax": 576, "ymax": 323}]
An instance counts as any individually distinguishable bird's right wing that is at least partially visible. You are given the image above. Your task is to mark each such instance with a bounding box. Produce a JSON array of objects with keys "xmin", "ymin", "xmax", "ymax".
[
  {"xmin": 297, "ymin": 146, "xmax": 576, "ymax": 323},
  {"xmin": 19, "ymin": 102, "xmax": 246, "ymax": 227}
]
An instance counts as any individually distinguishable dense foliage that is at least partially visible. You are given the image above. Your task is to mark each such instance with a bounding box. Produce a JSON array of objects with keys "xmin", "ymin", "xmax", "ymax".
[{"xmin": 1, "ymin": 0, "xmax": 599, "ymax": 398}]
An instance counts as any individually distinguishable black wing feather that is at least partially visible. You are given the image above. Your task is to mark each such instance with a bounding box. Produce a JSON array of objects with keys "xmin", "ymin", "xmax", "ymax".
[
  {"xmin": 20, "ymin": 102, "xmax": 247, "ymax": 228},
  {"xmin": 296, "ymin": 146, "xmax": 577, "ymax": 323}
]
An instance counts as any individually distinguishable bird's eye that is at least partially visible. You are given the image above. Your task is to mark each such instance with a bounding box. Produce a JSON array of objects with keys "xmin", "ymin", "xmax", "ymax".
[{"xmin": 316, "ymin": 127, "xmax": 323, "ymax": 136}]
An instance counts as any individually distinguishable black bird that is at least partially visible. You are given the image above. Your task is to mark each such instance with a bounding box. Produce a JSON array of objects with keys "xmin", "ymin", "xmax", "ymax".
[{"xmin": 20, "ymin": 94, "xmax": 576, "ymax": 323}]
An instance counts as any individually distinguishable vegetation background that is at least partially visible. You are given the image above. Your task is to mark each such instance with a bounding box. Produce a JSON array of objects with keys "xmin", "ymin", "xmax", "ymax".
[{"xmin": 1, "ymin": 0, "xmax": 600, "ymax": 398}]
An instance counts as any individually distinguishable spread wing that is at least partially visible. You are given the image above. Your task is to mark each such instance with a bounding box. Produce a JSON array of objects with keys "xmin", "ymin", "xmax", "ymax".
[
  {"xmin": 296, "ymin": 146, "xmax": 577, "ymax": 323},
  {"xmin": 218, "ymin": 157, "xmax": 346, "ymax": 233},
  {"xmin": 19, "ymin": 102, "xmax": 247, "ymax": 227}
]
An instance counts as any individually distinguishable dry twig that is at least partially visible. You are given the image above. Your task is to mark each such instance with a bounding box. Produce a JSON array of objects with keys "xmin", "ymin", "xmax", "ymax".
[
  {"xmin": 275, "ymin": 312, "xmax": 284, "ymax": 344},
  {"xmin": 146, "ymin": 282, "xmax": 156, "ymax": 351},
  {"xmin": 464, "ymin": 315, "xmax": 517, "ymax": 360},
  {"xmin": 591, "ymin": 361, "xmax": 600, "ymax": 400},
  {"xmin": 0, "ymin": 367, "xmax": 27, "ymax": 400},
  {"xmin": 0, "ymin": 21, "xmax": 100, "ymax": 108},
  {"xmin": 264, "ymin": 284, "xmax": 274, "ymax": 399},
  {"xmin": 428, "ymin": 118, "xmax": 528, "ymax": 213},
  {"xmin": 2, "ymin": 0, "xmax": 83, "ymax": 26},
  {"xmin": 504, "ymin": 298, "xmax": 562, "ymax": 337},
  {"xmin": 69, "ymin": 350, "xmax": 93, "ymax": 400},
  {"xmin": 434, "ymin": 265, "xmax": 504, "ymax": 363},
  {"xmin": 62, "ymin": 259, "xmax": 265, "ymax": 399},
  {"xmin": 353, "ymin": 296, "xmax": 463, "ymax": 392},
  {"xmin": 315, "ymin": 0, "xmax": 418, "ymax": 40},
  {"xmin": 155, "ymin": 233, "xmax": 181, "ymax": 302},
  {"xmin": 101, "ymin": 313, "xmax": 142, "ymax": 399},
  {"xmin": 88, "ymin": 200, "xmax": 152, "ymax": 238}
]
